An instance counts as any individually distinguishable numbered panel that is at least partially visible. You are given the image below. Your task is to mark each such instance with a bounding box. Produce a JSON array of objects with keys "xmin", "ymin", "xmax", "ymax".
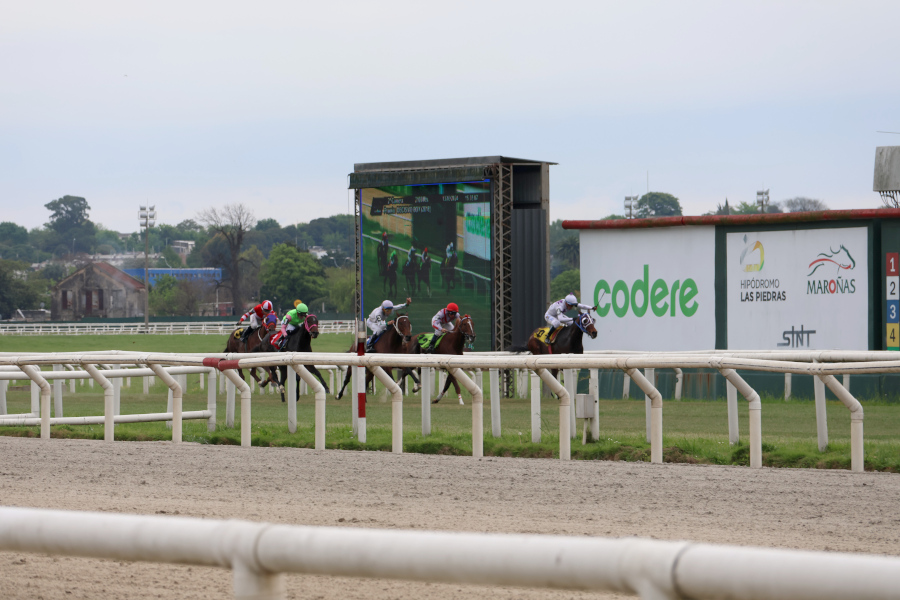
[
  {"xmin": 888, "ymin": 252, "xmax": 899, "ymax": 276},
  {"xmin": 888, "ymin": 323, "xmax": 899, "ymax": 350}
]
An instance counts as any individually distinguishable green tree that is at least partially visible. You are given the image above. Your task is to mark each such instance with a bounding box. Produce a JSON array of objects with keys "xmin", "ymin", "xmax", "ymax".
[
  {"xmin": 601, "ymin": 213, "xmax": 626, "ymax": 220},
  {"xmin": 156, "ymin": 245, "xmax": 183, "ymax": 268},
  {"xmin": 782, "ymin": 197, "xmax": 828, "ymax": 212},
  {"xmin": 732, "ymin": 201, "xmax": 759, "ymax": 215},
  {"xmin": 240, "ymin": 245, "xmax": 265, "ymax": 303},
  {"xmin": 550, "ymin": 269, "xmax": 581, "ymax": 300},
  {"xmin": 148, "ymin": 275, "xmax": 179, "ymax": 316},
  {"xmin": 0, "ymin": 259, "xmax": 42, "ymax": 318},
  {"xmin": 44, "ymin": 195, "xmax": 97, "ymax": 254},
  {"xmin": 555, "ymin": 236, "xmax": 580, "ymax": 271},
  {"xmin": 197, "ymin": 203, "xmax": 256, "ymax": 310},
  {"xmin": 0, "ymin": 222, "xmax": 28, "ymax": 247},
  {"xmin": 259, "ymin": 244, "xmax": 326, "ymax": 312},
  {"xmin": 324, "ymin": 267, "xmax": 356, "ymax": 313},
  {"xmin": 636, "ymin": 192, "xmax": 682, "ymax": 218},
  {"xmin": 255, "ymin": 218, "xmax": 281, "ymax": 231}
]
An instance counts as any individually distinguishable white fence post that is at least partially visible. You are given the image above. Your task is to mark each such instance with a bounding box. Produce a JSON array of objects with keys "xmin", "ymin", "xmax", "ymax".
[
  {"xmin": 421, "ymin": 367, "xmax": 431, "ymax": 436},
  {"xmin": 226, "ymin": 378, "xmax": 236, "ymax": 428},
  {"xmin": 726, "ymin": 380, "xmax": 739, "ymax": 445},
  {"xmin": 719, "ymin": 369, "xmax": 762, "ymax": 469},
  {"xmin": 530, "ymin": 371, "xmax": 541, "ymax": 444},
  {"xmin": 628, "ymin": 368, "xmax": 662, "ymax": 464},
  {"xmin": 489, "ymin": 369, "xmax": 501, "ymax": 438},
  {"xmin": 814, "ymin": 368, "xmax": 829, "ymax": 451},
  {"xmin": 673, "ymin": 368, "xmax": 683, "ymax": 400},
  {"xmin": 52, "ymin": 364, "xmax": 63, "ymax": 418},
  {"xmin": 113, "ymin": 377, "xmax": 122, "ymax": 417},
  {"xmin": 784, "ymin": 372, "xmax": 792, "ymax": 400},
  {"xmin": 292, "ymin": 364, "xmax": 326, "ymax": 450},
  {"xmin": 622, "ymin": 373, "xmax": 630, "ymax": 399},
  {"xmin": 207, "ymin": 368, "xmax": 217, "ymax": 432},
  {"xmin": 644, "ymin": 368, "xmax": 654, "ymax": 444},
  {"xmin": 0, "ymin": 380, "xmax": 7, "ymax": 414},
  {"xmin": 564, "ymin": 369, "xmax": 577, "ymax": 439}
]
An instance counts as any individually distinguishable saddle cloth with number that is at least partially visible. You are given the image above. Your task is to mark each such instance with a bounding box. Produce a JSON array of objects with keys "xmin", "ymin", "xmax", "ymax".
[
  {"xmin": 232, "ymin": 328, "xmax": 244, "ymax": 340},
  {"xmin": 418, "ymin": 332, "xmax": 445, "ymax": 348},
  {"xmin": 532, "ymin": 326, "xmax": 562, "ymax": 345}
]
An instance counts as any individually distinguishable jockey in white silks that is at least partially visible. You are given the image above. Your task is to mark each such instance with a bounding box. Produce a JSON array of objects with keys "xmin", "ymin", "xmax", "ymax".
[
  {"xmin": 365, "ymin": 297, "xmax": 411, "ymax": 350},
  {"xmin": 545, "ymin": 294, "xmax": 594, "ymax": 330}
]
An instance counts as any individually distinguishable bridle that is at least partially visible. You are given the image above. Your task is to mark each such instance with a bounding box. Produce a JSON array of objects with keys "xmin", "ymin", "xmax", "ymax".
[
  {"xmin": 303, "ymin": 314, "xmax": 319, "ymax": 337},
  {"xmin": 393, "ymin": 314, "xmax": 411, "ymax": 342},
  {"xmin": 575, "ymin": 311, "xmax": 597, "ymax": 339},
  {"xmin": 459, "ymin": 315, "xmax": 475, "ymax": 350}
]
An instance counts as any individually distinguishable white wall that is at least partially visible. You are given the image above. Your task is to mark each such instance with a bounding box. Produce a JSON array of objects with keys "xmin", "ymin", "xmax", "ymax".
[
  {"xmin": 726, "ymin": 227, "xmax": 869, "ymax": 350},
  {"xmin": 579, "ymin": 227, "xmax": 716, "ymax": 351}
]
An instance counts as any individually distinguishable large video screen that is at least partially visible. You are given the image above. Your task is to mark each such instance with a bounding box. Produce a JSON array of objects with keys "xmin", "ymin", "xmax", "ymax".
[{"xmin": 360, "ymin": 181, "xmax": 492, "ymax": 351}]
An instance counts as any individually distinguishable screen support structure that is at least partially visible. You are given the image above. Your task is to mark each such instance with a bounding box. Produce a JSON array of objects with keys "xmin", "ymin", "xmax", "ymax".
[
  {"xmin": 492, "ymin": 163, "xmax": 514, "ymax": 395},
  {"xmin": 354, "ymin": 189, "xmax": 362, "ymax": 326}
]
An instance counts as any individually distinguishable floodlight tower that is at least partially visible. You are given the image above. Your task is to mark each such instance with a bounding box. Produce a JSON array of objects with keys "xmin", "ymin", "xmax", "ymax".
[
  {"xmin": 756, "ymin": 189, "xmax": 770, "ymax": 213},
  {"xmin": 624, "ymin": 196, "xmax": 640, "ymax": 219},
  {"xmin": 138, "ymin": 205, "xmax": 157, "ymax": 328}
]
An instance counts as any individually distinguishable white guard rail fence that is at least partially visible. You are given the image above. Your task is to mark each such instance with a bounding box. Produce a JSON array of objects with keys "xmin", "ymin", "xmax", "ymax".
[
  {"xmin": 1, "ymin": 506, "xmax": 899, "ymax": 600},
  {"xmin": 0, "ymin": 320, "xmax": 354, "ymax": 335},
  {"xmin": 3, "ymin": 350, "xmax": 900, "ymax": 471}
]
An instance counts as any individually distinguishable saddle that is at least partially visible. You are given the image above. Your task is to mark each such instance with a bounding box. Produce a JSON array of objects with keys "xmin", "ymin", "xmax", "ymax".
[
  {"xmin": 533, "ymin": 326, "xmax": 562, "ymax": 346},
  {"xmin": 419, "ymin": 332, "xmax": 446, "ymax": 353}
]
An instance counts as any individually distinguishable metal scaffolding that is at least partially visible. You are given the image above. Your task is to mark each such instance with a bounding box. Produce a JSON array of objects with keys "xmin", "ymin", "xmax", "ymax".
[{"xmin": 492, "ymin": 163, "xmax": 513, "ymax": 354}]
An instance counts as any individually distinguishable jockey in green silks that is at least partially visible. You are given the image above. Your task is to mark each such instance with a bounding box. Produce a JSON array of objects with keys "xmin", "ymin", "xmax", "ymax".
[{"xmin": 273, "ymin": 302, "xmax": 308, "ymax": 349}]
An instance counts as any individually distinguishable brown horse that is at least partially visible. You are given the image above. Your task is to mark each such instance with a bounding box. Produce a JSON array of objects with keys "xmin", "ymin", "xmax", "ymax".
[
  {"xmin": 410, "ymin": 315, "xmax": 476, "ymax": 404},
  {"xmin": 223, "ymin": 313, "xmax": 280, "ymax": 388},
  {"xmin": 258, "ymin": 314, "xmax": 329, "ymax": 402},
  {"xmin": 335, "ymin": 314, "xmax": 416, "ymax": 399},
  {"xmin": 524, "ymin": 311, "xmax": 598, "ymax": 379}
]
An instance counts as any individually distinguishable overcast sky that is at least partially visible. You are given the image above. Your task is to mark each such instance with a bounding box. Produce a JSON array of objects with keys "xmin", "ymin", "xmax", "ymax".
[{"xmin": 2, "ymin": 1, "xmax": 898, "ymax": 234}]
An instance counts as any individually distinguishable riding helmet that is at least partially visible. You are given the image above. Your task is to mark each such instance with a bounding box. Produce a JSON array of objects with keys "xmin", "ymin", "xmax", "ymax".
[
  {"xmin": 565, "ymin": 294, "xmax": 577, "ymax": 305},
  {"xmin": 446, "ymin": 302, "xmax": 459, "ymax": 313},
  {"xmin": 297, "ymin": 303, "xmax": 308, "ymax": 313},
  {"xmin": 382, "ymin": 300, "xmax": 394, "ymax": 310},
  {"xmin": 261, "ymin": 300, "xmax": 273, "ymax": 311}
]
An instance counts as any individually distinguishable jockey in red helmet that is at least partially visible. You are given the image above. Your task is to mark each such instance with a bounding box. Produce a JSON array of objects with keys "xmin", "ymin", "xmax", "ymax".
[
  {"xmin": 424, "ymin": 302, "xmax": 459, "ymax": 352},
  {"xmin": 238, "ymin": 299, "xmax": 274, "ymax": 343}
]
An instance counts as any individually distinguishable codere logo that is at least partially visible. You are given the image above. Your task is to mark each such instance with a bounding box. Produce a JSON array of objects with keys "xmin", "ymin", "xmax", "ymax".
[{"xmin": 593, "ymin": 265, "xmax": 699, "ymax": 318}]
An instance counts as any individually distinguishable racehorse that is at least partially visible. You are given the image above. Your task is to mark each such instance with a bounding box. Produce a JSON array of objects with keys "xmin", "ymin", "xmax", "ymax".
[
  {"xmin": 410, "ymin": 315, "xmax": 475, "ymax": 404},
  {"xmin": 223, "ymin": 313, "xmax": 281, "ymax": 389},
  {"xmin": 417, "ymin": 254, "xmax": 432, "ymax": 297},
  {"xmin": 522, "ymin": 311, "xmax": 598, "ymax": 380},
  {"xmin": 383, "ymin": 256, "xmax": 398, "ymax": 296},
  {"xmin": 402, "ymin": 257, "xmax": 418, "ymax": 295},
  {"xmin": 335, "ymin": 314, "xmax": 420, "ymax": 399},
  {"xmin": 440, "ymin": 254, "xmax": 458, "ymax": 292},
  {"xmin": 262, "ymin": 314, "xmax": 330, "ymax": 402},
  {"xmin": 377, "ymin": 239, "xmax": 388, "ymax": 275}
]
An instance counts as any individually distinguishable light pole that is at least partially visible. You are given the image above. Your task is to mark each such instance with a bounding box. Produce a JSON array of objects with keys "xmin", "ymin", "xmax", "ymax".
[
  {"xmin": 138, "ymin": 205, "xmax": 157, "ymax": 328},
  {"xmin": 756, "ymin": 189, "xmax": 770, "ymax": 213},
  {"xmin": 624, "ymin": 196, "xmax": 639, "ymax": 219}
]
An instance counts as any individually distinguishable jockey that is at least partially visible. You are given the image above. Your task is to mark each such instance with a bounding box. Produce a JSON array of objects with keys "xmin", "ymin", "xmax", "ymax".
[
  {"xmin": 421, "ymin": 247, "xmax": 430, "ymax": 263},
  {"xmin": 365, "ymin": 297, "xmax": 411, "ymax": 351},
  {"xmin": 238, "ymin": 299, "xmax": 273, "ymax": 343},
  {"xmin": 445, "ymin": 241, "xmax": 455, "ymax": 259},
  {"xmin": 274, "ymin": 302, "xmax": 308, "ymax": 349},
  {"xmin": 407, "ymin": 244, "xmax": 416, "ymax": 263},
  {"xmin": 545, "ymin": 294, "xmax": 595, "ymax": 332},
  {"xmin": 389, "ymin": 249, "xmax": 398, "ymax": 268},
  {"xmin": 424, "ymin": 302, "xmax": 459, "ymax": 352}
]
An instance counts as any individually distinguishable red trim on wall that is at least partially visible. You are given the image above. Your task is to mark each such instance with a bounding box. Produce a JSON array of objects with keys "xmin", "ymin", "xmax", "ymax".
[{"xmin": 562, "ymin": 208, "xmax": 900, "ymax": 230}]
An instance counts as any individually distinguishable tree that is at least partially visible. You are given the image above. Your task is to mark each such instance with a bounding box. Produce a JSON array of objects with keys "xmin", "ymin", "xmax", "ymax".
[
  {"xmin": 0, "ymin": 222, "xmax": 28, "ymax": 247},
  {"xmin": 324, "ymin": 267, "xmax": 356, "ymax": 313},
  {"xmin": 636, "ymin": 192, "xmax": 682, "ymax": 218},
  {"xmin": 156, "ymin": 245, "xmax": 183, "ymax": 268},
  {"xmin": 555, "ymin": 236, "xmax": 580, "ymax": 271},
  {"xmin": 782, "ymin": 197, "xmax": 828, "ymax": 212},
  {"xmin": 197, "ymin": 204, "xmax": 256, "ymax": 311},
  {"xmin": 43, "ymin": 195, "xmax": 97, "ymax": 254},
  {"xmin": 601, "ymin": 213, "xmax": 626, "ymax": 220},
  {"xmin": 0, "ymin": 259, "xmax": 41, "ymax": 318},
  {"xmin": 550, "ymin": 269, "xmax": 580, "ymax": 301},
  {"xmin": 239, "ymin": 245, "xmax": 265, "ymax": 303},
  {"xmin": 259, "ymin": 244, "xmax": 326, "ymax": 312},
  {"xmin": 732, "ymin": 201, "xmax": 760, "ymax": 215},
  {"xmin": 255, "ymin": 218, "xmax": 281, "ymax": 231},
  {"xmin": 703, "ymin": 199, "xmax": 730, "ymax": 216},
  {"xmin": 148, "ymin": 275, "xmax": 179, "ymax": 316}
]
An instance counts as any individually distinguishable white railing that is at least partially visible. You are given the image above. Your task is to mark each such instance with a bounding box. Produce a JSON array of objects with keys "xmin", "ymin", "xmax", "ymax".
[
  {"xmin": 1, "ymin": 506, "xmax": 898, "ymax": 600},
  {"xmin": 2, "ymin": 350, "xmax": 898, "ymax": 471},
  {"xmin": 0, "ymin": 320, "xmax": 355, "ymax": 335}
]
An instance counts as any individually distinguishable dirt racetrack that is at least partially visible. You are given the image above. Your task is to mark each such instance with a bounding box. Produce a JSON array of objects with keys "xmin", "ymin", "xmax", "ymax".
[{"xmin": 2, "ymin": 437, "xmax": 899, "ymax": 600}]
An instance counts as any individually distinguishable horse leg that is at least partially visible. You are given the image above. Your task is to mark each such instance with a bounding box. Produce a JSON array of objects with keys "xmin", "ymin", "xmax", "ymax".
[
  {"xmin": 433, "ymin": 369, "xmax": 451, "ymax": 404},
  {"xmin": 449, "ymin": 373, "xmax": 463, "ymax": 405},
  {"xmin": 336, "ymin": 366, "xmax": 352, "ymax": 400},
  {"xmin": 308, "ymin": 365, "xmax": 330, "ymax": 395},
  {"xmin": 278, "ymin": 366, "xmax": 287, "ymax": 402},
  {"xmin": 401, "ymin": 367, "xmax": 421, "ymax": 392}
]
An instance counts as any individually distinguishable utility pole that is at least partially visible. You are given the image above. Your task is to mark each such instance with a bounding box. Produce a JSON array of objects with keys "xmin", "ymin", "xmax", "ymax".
[
  {"xmin": 756, "ymin": 189, "xmax": 770, "ymax": 213},
  {"xmin": 624, "ymin": 196, "xmax": 640, "ymax": 219},
  {"xmin": 139, "ymin": 205, "xmax": 157, "ymax": 329}
]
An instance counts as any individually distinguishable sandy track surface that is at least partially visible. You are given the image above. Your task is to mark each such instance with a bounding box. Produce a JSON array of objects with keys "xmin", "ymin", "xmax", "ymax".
[{"xmin": 2, "ymin": 437, "xmax": 899, "ymax": 599}]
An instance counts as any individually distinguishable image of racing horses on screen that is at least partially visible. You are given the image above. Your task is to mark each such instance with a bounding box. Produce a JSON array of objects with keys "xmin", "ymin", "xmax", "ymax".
[
  {"xmin": 402, "ymin": 255, "xmax": 418, "ymax": 295},
  {"xmin": 335, "ymin": 315, "xmax": 420, "ymax": 399},
  {"xmin": 418, "ymin": 252, "xmax": 432, "ymax": 297},
  {"xmin": 410, "ymin": 315, "xmax": 476, "ymax": 405},
  {"xmin": 383, "ymin": 253, "xmax": 398, "ymax": 296},
  {"xmin": 523, "ymin": 311, "xmax": 597, "ymax": 379},
  {"xmin": 223, "ymin": 313, "xmax": 281, "ymax": 390},
  {"xmin": 257, "ymin": 314, "xmax": 329, "ymax": 402},
  {"xmin": 440, "ymin": 253, "xmax": 458, "ymax": 292}
]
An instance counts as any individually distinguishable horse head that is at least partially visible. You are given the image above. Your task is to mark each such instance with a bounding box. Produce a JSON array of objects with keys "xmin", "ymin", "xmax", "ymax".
[
  {"xmin": 460, "ymin": 315, "xmax": 476, "ymax": 347},
  {"xmin": 265, "ymin": 313, "xmax": 279, "ymax": 331},
  {"xmin": 395, "ymin": 314, "xmax": 412, "ymax": 343},
  {"xmin": 577, "ymin": 312, "xmax": 598, "ymax": 339},
  {"xmin": 305, "ymin": 314, "xmax": 320, "ymax": 339}
]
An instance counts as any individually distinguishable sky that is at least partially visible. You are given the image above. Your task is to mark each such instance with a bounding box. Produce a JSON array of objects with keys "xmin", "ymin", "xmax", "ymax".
[{"xmin": 2, "ymin": 0, "xmax": 899, "ymax": 234}]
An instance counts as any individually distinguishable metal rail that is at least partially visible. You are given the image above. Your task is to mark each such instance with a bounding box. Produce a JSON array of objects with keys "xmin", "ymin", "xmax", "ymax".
[
  {"xmin": 0, "ymin": 321, "xmax": 354, "ymax": 335},
  {"xmin": 1, "ymin": 507, "xmax": 898, "ymax": 600}
]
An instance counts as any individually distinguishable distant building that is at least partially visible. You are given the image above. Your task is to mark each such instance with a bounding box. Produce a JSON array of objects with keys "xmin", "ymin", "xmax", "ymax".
[
  {"xmin": 122, "ymin": 268, "xmax": 221, "ymax": 286},
  {"xmin": 171, "ymin": 240, "xmax": 195, "ymax": 264},
  {"xmin": 308, "ymin": 246, "xmax": 328, "ymax": 259},
  {"xmin": 51, "ymin": 262, "xmax": 146, "ymax": 320}
]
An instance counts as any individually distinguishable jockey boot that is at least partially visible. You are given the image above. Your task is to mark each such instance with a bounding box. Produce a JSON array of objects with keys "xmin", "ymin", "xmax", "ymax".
[
  {"xmin": 240, "ymin": 325, "xmax": 254, "ymax": 343},
  {"xmin": 365, "ymin": 336, "xmax": 375, "ymax": 353},
  {"xmin": 424, "ymin": 335, "xmax": 438, "ymax": 354}
]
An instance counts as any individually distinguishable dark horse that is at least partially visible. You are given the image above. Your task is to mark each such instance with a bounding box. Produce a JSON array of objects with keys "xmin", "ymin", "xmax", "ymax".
[
  {"xmin": 417, "ymin": 254, "xmax": 432, "ymax": 297},
  {"xmin": 260, "ymin": 314, "xmax": 330, "ymax": 402},
  {"xmin": 383, "ymin": 256, "xmax": 398, "ymax": 296},
  {"xmin": 335, "ymin": 314, "xmax": 420, "ymax": 399},
  {"xmin": 410, "ymin": 315, "xmax": 476, "ymax": 404},
  {"xmin": 223, "ymin": 313, "xmax": 280, "ymax": 388},
  {"xmin": 402, "ymin": 257, "xmax": 418, "ymax": 295},
  {"xmin": 440, "ymin": 254, "xmax": 458, "ymax": 292},
  {"xmin": 523, "ymin": 311, "xmax": 598, "ymax": 379},
  {"xmin": 376, "ymin": 237, "xmax": 389, "ymax": 275}
]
